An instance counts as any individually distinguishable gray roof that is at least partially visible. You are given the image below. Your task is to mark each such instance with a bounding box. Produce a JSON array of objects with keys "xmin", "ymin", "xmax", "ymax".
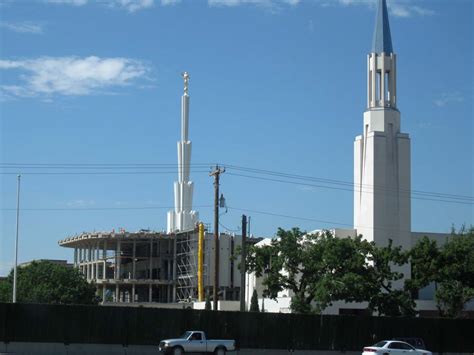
[{"xmin": 372, "ymin": 0, "xmax": 393, "ymax": 54}]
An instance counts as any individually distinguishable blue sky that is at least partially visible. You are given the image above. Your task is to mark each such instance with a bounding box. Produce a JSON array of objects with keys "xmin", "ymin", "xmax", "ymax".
[{"xmin": 0, "ymin": 0, "xmax": 472, "ymax": 275}]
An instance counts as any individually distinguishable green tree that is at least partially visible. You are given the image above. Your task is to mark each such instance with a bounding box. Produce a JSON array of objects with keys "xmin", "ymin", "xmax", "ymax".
[
  {"xmin": 245, "ymin": 228, "xmax": 415, "ymax": 316},
  {"xmin": 0, "ymin": 279, "xmax": 11, "ymax": 302},
  {"xmin": 366, "ymin": 239, "xmax": 415, "ymax": 316},
  {"xmin": 406, "ymin": 236, "xmax": 440, "ymax": 292},
  {"xmin": 0, "ymin": 261, "xmax": 99, "ymax": 305},
  {"xmin": 410, "ymin": 226, "xmax": 474, "ymax": 317},
  {"xmin": 246, "ymin": 228, "xmax": 374, "ymax": 313},
  {"xmin": 205, "ymin": 292, "xmax": 212, "ymax": 310},
  {"xmin": 250, "ymin": 289, "xmax": 259, "ymax": 312}
]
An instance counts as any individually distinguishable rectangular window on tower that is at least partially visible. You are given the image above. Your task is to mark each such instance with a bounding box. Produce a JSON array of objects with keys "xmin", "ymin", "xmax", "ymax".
[
  {"xmin": 376, "ymin": 71, "xmax": 381, "ymax": 104},
  {"xmin": 369, "ymin": 69, "xmax": 372, "ymax": 105},
  {"xmin": 385, "ymin": 72, "xmax": 390, "ymax": 103}
]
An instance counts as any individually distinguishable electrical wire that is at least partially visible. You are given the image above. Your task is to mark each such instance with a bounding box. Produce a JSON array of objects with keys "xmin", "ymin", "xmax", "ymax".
[
  {"xmin": 225, "ymin": 172, "xmax": 473, "ymax": 205},
  {"xmin": 0, "ymin": 205, "xmax": 213, "ymax": 211},
  {"xmin": 0, "ymin": 162, "xmax": 472, "ymax": 204}
]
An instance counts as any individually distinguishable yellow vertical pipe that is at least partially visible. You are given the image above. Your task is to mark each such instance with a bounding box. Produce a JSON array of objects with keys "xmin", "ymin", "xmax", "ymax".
[{"xmin": 198, "ymin": 222, "xmax": 204, "ymax": 301}]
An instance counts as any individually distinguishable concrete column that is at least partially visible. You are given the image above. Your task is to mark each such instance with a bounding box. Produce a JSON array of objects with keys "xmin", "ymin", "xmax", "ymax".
[
  {"xmin": 149, "ymin": 284, "xmax": 152, "ymax": 302},
  {"xmin": 115, "ymin": 284, "xmax": 119, "ymax": 302},
  {"xmin": 149, "ymin": 239, "xmax": 153, "ymax": 279},
  {"xmin": 103, "ymin": 240, "xmax": 107, "ymax": 280},
  {"xmin": 87, "ymin": 246, "xmax": 91, "ymax": 280},
  {"xmin": 393, "ymin": 54, "xmax": 397, "ymax": 107},
  {"xmin": 371, "ymin": 53, "xmax": 377, "ymax": 107},
  {"xmin": 102, "ymin": 285, "xmax": 106, "ymax": 304},
  {"xmin": 114, "ymin": 246, "xmax": 117, "ymax": 280},
  {"xmin": 172, "ymin": 237, "xmax": 177, "ymax": 302},
  {"xmin": 381, "ymin": 52, "xmax": 386, "ymax": 106},
  {"xmin": 116, "ymin": 240, "xmax": 121, "ymax": 280},
  {"xmin": 367, "ymin": 54, "xmax": 371, "ymax": 108},
  {"xmin": 73, "ymin": 248, "xmax": 77, "ymax": 267},
  {"xmin": 132, "ymin": 284, "xmax": 135, "ymax": 303},
  {"xmin": 132, "ymin": 240, "xmax": 136, "ymax": 279},
  {"xmin": 95, "ymin": 242, "xmax": 100, "ymax": 279},
  {"xmin": 92, "ymin": 244, "xmax": 96, "ymax": 280}
]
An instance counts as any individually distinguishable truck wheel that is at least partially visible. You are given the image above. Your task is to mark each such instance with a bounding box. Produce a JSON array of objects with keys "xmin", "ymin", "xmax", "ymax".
[
  {"xmin": 215, "ymin": 348, "xmax": 226, "ymax": 355},
  {"xmin": 172, "ymin": 346, "xmax": 184, "ymax": 355}
]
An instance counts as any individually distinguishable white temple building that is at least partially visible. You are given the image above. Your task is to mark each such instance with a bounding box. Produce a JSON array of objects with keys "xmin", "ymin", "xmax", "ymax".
[
  {"xmin": 353, "ymin": 0, "xmax": 411, "ymax": 280},
  {"xmin": 167, "ymin": 72, "xmax": 199, "ymax": 233},
  {"xmin": 244, "ymin": 0, "xmax": 473, "ymax": 316}
]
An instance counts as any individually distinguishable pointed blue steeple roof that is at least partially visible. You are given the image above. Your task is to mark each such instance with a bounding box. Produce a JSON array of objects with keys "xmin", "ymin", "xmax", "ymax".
[{"xmin": 372, "ymin": 0, "xmax": 393, "ymax": 54}]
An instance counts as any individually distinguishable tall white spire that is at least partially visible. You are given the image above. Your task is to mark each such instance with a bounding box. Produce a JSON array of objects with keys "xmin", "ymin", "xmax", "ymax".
[
  {"xmin": 354, "ymin": 1, "xmax": 411, "ymax": 279},
  {"xmin": 167, "ymin": 72, "xmax": 199, "ymax": 233}
]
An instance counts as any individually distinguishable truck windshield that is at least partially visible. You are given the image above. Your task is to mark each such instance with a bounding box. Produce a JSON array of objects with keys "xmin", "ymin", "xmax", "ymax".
[{"xmin": 180, "ymin": 332, "xmax": 192, "ymax": 339}]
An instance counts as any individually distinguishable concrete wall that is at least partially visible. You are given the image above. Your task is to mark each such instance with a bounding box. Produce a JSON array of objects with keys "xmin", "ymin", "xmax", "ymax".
[
  {"xmin": 203, "ymin": 233, "xmax": 242, "ymax": 290},
  {"xmin": 193, "ymin": 300, "xmax": 241, "ymax": 311}
]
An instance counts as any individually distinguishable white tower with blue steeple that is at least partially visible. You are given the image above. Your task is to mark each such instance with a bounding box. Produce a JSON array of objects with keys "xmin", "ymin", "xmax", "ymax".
[{"xmin": 354, "ymin": 0, "xmax": 411, "ymax": 273}]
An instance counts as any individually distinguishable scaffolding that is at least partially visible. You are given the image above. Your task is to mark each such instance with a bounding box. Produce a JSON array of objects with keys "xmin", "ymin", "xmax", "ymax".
[{"xmin": 175, "ymin": 230, "xmax": 200, "ymax": 302}]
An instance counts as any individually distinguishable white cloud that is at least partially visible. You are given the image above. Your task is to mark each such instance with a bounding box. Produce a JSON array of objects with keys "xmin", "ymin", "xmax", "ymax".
[
  {"xmin": 0, "ymin": 56, "xmax": 150, "ymax": 99},
  {"xmin": 109, "ymin": 0, "xmax": 154, "ymax": 12},
  {"xmin": 161, "ymin": 0, "xmax": 181, "ymax": 5},
  {"xmin": 207, "ymin": 0, "xmax": 432, "ymax": 17},
  {"xmin": 321, "ymin": 0, "xmax": 434, "ymax": 18},
  {"xmin": 208, "ymin": 0, "xmax": 299, "ymax": 8},
  {"xmin": 45, "ymin": 0, "xmax": 163, "ymax": 12},
  {"xmin": 434, "ymin": 92, "xmax": 465, "ymax": 107},
  {"xmin": 0, "ymin": 21, "xmax": 44, "ymax": 34},
  {"xmin": 45, "ymin": 0, "xmax": 88, "ymax": 5},
  {"xmin": 38, "ymin": 0, "xmax": 435, "ymax": 16}
]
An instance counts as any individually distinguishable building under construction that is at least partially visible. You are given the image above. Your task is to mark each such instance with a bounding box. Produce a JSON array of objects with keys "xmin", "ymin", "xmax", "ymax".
[
  {"xmin": 58, "ymin": 72, "xmax": 257, "ymax": 306},
  {"xmin": 58, "ymin": 227, "xmax": 246, "ymax": 305}
]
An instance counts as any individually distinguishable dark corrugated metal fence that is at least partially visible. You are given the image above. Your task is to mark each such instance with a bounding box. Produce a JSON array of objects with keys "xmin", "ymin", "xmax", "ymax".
[{"xmin": 0, "ymin": 303, "xmax": 472, "ymax": 352}]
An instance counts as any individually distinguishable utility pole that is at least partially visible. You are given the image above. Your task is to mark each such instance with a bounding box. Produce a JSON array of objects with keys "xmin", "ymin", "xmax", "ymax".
[
  {"xmin": 13, "ymin": 175, "xmax": 21, "ymax": 303},
  {"xmin": 240, "ymin": 215, "xmax": 247, "ymax": 312},
  {"xmin": 248, "ymin": 216, "xmax": 251, "ymax": 237},
  {"xmin": 209, "ymin": 165, "xmax": 225, "ymax": 311}
]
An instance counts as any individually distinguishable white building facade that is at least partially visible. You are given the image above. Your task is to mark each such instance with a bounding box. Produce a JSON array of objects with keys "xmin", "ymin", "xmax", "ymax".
[{"xmin": 244, "ymin": 0, "xmax": 472, "ymax": 316}]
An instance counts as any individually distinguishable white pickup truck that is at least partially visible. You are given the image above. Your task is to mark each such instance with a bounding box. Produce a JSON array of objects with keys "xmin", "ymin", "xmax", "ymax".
[{"xmin": 158, "ymin": 331, "xmax": 236, "ymax": 355}]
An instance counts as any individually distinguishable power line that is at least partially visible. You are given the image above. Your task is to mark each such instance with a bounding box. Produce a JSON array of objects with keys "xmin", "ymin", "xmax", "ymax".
[
  {"xmin": 1, "ymin": 162, "xmax": 472, "ymax": 203},
  {"xmin": 225, "ymin": 172, "xmax": 473, "ymax": 206},
  {"xmin": 225, "ymin": 164, "xmax": 474, "ymax": 202},
  {"xmin": 0, "ymin": 163, "xmax": 213, "ymax": 167},
  {"xmin": 0, "ymin": 205, "xmax": 213, "ymax": 211},
  {"xmin": 226, "ymin": 206, "xmax": 420, "ymax": 234},
  {"xmin": 0, "ymin": 171, "xmax": 211, "ymax": 175},
  {"xmin": 227, "ymin": 206, "xmax": 353, "ymax": 228}
]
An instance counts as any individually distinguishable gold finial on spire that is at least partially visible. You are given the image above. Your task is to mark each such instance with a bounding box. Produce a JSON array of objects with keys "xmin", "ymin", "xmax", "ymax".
[{"xmin": 182, "ymin": 71, "xmax": 190, "ymax": 95}]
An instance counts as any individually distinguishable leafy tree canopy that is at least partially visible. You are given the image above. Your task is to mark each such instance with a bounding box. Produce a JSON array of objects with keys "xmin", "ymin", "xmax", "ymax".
[
  {"xmin": 0, "ymin": 260, "xmax": 99, "ymax": 305},
  {"xmin": 410, "ymin": 226, "xmax": 474, "ymax": 317},
  {"xmin": 245, "ymin": 228, "xmax": 415, "ymax": 316}
]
